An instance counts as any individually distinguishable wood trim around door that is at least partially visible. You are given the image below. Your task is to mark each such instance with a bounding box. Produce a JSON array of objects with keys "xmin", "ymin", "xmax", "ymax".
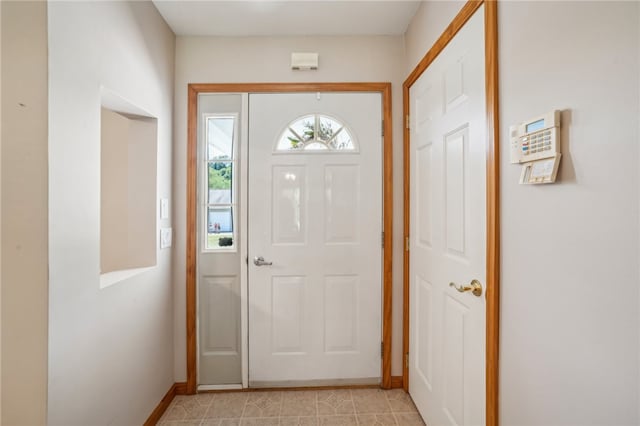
[
  {"xmin": 402, "ymin": 1, "xmax": 500, "ymax": 425},
  {"xmin": 186, "ymin": 82, "xmax": 394, "ymax": 394}
]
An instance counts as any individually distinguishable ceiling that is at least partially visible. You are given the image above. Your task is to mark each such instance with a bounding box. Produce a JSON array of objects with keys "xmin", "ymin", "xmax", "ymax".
[{"xmin": 152, "ymin": 1, "xmax": 422, "ymax": 37}]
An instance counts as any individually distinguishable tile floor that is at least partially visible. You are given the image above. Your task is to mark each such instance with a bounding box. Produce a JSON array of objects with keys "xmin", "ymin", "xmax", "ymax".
[{"xmin": 158, "ymin": 389, "xmax": 426, "ymax": 426}]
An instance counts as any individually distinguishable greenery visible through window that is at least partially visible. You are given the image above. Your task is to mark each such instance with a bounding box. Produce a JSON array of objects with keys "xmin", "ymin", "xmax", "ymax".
[
  {"xmin": 276, "ymin": 114, "xmax": 355, "ymax": 152},
  {"xmin": 209, "ymin": 162, "xmax": 231, "ymax": 190},
  {"xmin": 205, "ymin": 116, "xmax": 236, "ymax": 250}
]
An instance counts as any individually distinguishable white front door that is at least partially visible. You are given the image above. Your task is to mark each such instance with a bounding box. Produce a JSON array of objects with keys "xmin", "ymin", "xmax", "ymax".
[
  {"xmin": 409, "ymin": 6, "xmax": 486, "ymax": 426},
  {"xmin": 248, "ymin": 92, "xmax": 382, "ymax": 386}
]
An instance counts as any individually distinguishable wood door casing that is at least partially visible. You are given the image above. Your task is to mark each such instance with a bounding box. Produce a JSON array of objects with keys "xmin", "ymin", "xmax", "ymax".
[
  {"xmin": 402, "ymin": 1, "xmax": 501, "ymax": 425},
  {"xmin": 186, "ymin": 83, "xmax": 394, "ymax": 393}
]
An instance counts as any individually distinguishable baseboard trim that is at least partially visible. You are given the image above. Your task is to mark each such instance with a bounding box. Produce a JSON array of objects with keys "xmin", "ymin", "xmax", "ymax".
[
  {"xmin": 391, "ymin": 376, "xmax": 403, "ymax": 389},
  {"xmin": 174, "ymin": 381, "xmax": 188, "ymax": 395},
  {"xmin": 144, "ymin": 382, "xmax": 187, "ymax": 426}
]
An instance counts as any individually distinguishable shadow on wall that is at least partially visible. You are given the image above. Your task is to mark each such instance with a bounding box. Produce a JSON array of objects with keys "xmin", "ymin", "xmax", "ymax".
[{"xmin": 559, "ymin": 109, "xmax": 575, "ymax": 183}]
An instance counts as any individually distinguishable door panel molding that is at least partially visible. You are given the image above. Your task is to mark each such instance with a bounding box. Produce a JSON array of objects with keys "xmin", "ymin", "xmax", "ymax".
[
  {"xmin": 402, "ymin": 1, "xmax": 500, "ymax": 425},
  {"xmin": 187, "ymin": 82, "xmax": 394, "ymax": 393}
]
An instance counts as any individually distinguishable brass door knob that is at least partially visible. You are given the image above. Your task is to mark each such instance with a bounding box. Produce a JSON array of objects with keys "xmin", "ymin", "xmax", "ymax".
[{"xmin": 449, "ymin": 279, "xmax": 483, "ymax": 297}]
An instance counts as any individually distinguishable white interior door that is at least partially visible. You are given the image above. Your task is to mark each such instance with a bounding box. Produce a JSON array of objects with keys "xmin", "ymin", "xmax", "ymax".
[
  {"xmin": 409, "ymin": 7, "xmax": 486, "ymax": 426},
  {"xmin": 248, "ymin": 92, "xmax": 382, "ymax": 386}
]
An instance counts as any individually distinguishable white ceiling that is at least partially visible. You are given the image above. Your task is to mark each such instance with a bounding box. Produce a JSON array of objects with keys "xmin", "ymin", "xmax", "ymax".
[{"xmin": 152, "ymin": 1, "xmax": 422, "ymax": 36}]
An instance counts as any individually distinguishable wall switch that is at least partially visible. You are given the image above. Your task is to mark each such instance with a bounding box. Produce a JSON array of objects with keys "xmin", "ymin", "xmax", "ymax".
[
  {"xmin": 160, "ymin": 228, "xmax": 172, "ymax": 248},
  {"xmin": 160, "ymin": 198, "xmax": 169, "ymax": 219}
]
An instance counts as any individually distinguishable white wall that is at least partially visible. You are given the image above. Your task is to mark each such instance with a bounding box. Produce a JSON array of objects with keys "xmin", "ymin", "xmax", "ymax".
[
  {"xmin": 47, "ymin": 2, "xmax": 175, "ymax": 425},
  {"xmin": 405, "ymin": 1, "xmax": 639, "ymax": 424},
  {"xmin": 1, "ymin": 1, "xmax": 49, "ymax": 424},
  {"xmin": 173, "ymin": 35, "xmax": 407, "ymax": 380}
]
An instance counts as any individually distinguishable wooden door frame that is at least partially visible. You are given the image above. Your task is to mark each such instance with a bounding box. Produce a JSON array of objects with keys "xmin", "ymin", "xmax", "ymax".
[
  {"xmin": 186, "ymin": 82, "xmax": 394, "ymax": 394},
  {"xmin": 402, "ymin": 1, "xmax": 500, "ymax": 425}
]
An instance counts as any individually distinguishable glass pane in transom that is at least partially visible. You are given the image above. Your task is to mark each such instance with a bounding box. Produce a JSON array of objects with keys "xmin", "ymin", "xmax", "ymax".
[
  {"xmin": 318, "ymin": 116, "xmax": 341, "ymax": 142},
  {"xmin": 304, "ymin": 142, "xmax": 329, "ymax": 150},
  {"xmin": 331, "ymin": 129, "xmax": 354, "ymax": 150},
  {"xmin": 289, "ymin": 115, "xmax": 315, "ymax": 143}
]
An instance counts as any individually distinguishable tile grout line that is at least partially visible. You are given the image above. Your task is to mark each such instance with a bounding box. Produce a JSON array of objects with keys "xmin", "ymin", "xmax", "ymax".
[
  {"xmin": 385, "ymin": 390, "xmax": 399, "ymax": 426},
  {"xmin": 350, "ymin": 390, "xmax": 361, "ymax": 426},
  {"xmin": 278, "ymin": 391, "xmax": 285, "ymax": 425},
  {"xmin": 200, "ymin": 393, "xmax": 214, "ymax": 426}
]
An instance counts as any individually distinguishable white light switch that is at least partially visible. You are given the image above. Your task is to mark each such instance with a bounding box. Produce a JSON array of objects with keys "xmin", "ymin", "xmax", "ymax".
[
  {"xmin": 160, "ymin": 198, "xmax": 169, "ymax": 219},
  {"xmin": 160, "ymin": 228, "xmax": 172, "ymax": 248}
]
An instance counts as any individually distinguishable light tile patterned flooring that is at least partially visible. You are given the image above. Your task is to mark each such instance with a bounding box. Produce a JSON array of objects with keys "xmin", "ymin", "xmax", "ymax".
[{"xmin": 158, "ymin": 389, "xmax": 426, "ymax": 426}]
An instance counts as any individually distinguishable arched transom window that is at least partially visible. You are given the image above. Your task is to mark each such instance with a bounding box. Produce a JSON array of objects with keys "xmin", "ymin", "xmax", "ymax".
[{"xmin": 276, "ymin": 114, "xmax": 356, "ymax": 152}]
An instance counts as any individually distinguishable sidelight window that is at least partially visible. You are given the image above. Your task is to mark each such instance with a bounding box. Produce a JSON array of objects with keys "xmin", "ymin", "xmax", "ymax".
[{"xmin": 205, "ymin": 115, "xmax": 237, "ymax": 250}]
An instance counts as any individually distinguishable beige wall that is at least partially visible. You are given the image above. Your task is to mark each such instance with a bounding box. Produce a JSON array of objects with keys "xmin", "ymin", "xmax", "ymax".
[
  {"xmin": 47, "ymin": 2, "xmax": 175, "ymax": 424},
  {"xmin": 1, "ymin": 0, "xmax": 3, "ymax": 421},
  {"xmin": 101, "ymin": 109, "xmax": 131, "ymax": 273},
  {"xmin": 173, "ymin": 35, "xmax": 407, "ymax": 380},
  {"xmin": 405, "ymin": 1, "xmax": 639, "ymax": 424},
  {"xmin": 1, "ymin": 1, "xmax": 49, "ymax": 425}
]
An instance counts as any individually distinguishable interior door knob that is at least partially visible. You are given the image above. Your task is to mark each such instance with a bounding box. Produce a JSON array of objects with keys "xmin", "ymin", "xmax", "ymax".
[
  {"xmin": 253, "ymin": 256, "xmax": 273, "ymax": 266},
  {"xmin": 449, "ymin": 279, "xmax": 483, "ymax": 297}
]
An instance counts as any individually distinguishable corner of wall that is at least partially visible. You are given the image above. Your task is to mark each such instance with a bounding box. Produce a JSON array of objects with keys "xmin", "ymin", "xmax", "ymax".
[
  {"xmin": 0, "ymin": 0, "xmax": 3, "ymax": 422},
  {"xmin": 637, "ymin": 1, "xmax": 640, "ymax": 423}
]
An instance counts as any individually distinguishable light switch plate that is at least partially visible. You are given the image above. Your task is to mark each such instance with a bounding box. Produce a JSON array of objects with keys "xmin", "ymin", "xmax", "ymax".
[
  {"xmin": 160, "ymin": 228, "xmax": 172, "ymax": 248},
  {"xmin": 160, "ymin": 198, "xmax": 169, "ymax": 219}
]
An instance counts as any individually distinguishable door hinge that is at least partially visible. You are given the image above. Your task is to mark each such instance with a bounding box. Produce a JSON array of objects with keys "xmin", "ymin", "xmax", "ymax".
[
  {"xmin": 405, "ymin": 236, "xmax": 410, "ymax": 252},
  {"xmin": 406, "ymin": 114, "xmax": 410, "ymax": 130},
  {"xmin": 381, "ymin": 342, "xmax": 384, "ymax": 357},
  {"xmin": 245, "ymin": 256, "xmax": 249, "ymax": 265},
  {"xmin": 381, "ymin": 231, "xmax": 385, "ymax": 248},
  {"xmin": 405, "ymin": 352, "xmax": 409, "ymax": 369},
  {"xmin": 381, "ymin": 120, "xmax": 384, "ymax": 137}
]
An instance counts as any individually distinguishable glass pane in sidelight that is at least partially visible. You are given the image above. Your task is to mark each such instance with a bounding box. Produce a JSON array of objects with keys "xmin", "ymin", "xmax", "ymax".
[
  {"xmin": 207, "ymin": 116, "xmax": 234, "ymax": 160},
  {"xmin": 206, "ymin": 206, "xmax": 234, "ymax": 249},
  {"xmin": 208, "ymin": 162, "xmax": 233, "ymax": 204}
]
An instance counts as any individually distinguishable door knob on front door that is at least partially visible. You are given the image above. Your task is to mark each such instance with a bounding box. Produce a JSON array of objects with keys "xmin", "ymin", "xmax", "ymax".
[
  {"xmin": 449, "ymin": 279, "xmax": 483, "ymax": 297},
  {"xmin": 253, "ymin": 256, "xmax": 273, "ymax": 266}
]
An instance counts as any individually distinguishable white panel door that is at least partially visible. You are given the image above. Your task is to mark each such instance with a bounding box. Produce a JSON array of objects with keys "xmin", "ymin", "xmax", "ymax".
[
  {"xmin": 248, "ymin": 92, "xmax": 382, "ymax": 386},
  {"xmin": 409, "ymin": 7, "xmax": 486, "ymax": 426}
]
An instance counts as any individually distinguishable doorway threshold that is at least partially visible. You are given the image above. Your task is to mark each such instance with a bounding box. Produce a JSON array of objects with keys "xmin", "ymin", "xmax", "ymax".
[
  {"xmin": 250, "ymin": 377, "xmax": 380, "ymax": 389},
  {"xmin": 198, "ymin": 384, "xmax": 243, "ymax": 392}
]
